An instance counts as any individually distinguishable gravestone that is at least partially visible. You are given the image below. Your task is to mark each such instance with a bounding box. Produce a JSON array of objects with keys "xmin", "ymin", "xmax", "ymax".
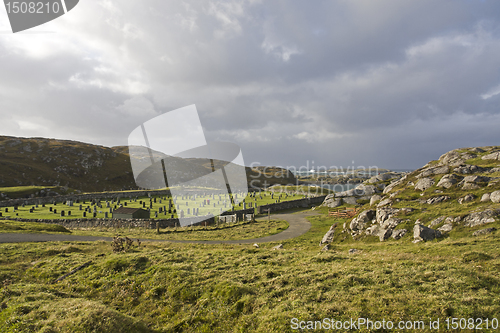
[
  {"xmin": 49, "ymin": 207, "xmax": 53, "ymax": 212},
  {"xmin": 54, "ymin": 209, "xmax": 57, "ymax": 214},
  {"xmin": 105, "ymin": 212, "xmax": 108, "ymax": 218},
  {"xmin": 93, "ymin": 212, "xmax": 96, "ymax": 218},
  {"xmin": 68, "ymin": 211, "xmax": 71, "ymax": 216},
  {"xmin": 83, "ymin": 212, "xmax": 86, "ymax": 217},
  {"xmin": 60, "ymin": 211, "xmax": 65, "ymax": 217}
]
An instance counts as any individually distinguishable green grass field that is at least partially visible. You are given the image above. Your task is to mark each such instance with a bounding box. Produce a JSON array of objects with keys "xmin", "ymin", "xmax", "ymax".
[
  {"xmin": 0, "ymin": 191, "xmax": 310, "ymax": 221},
  {"xmin": 0, "ymin": 206, "xmax": 499, "ymax": 332},
  {"xmin": 71, "ymin": 218, "xmax": 289, "ymax": 241}
]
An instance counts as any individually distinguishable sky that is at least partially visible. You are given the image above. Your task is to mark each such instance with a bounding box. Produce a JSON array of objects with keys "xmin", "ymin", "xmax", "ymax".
[{"xmin": 1, "ymin": 0, "xmax": 500, "ymax": 171}]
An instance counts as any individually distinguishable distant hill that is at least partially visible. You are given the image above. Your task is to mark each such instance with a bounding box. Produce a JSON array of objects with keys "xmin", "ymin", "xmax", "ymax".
[{"xmin": 0, "ymin": 136, "xmax": 295, "ymax": 192}]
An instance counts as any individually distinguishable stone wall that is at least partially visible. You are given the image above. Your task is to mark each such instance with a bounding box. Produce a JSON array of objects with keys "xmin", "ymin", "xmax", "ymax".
[
  {"xmin": 258, "ymin": 195, "xmax": 327, "ymax": 214},
  {"xmin": 221, "ymin": 207, "xmax": 255, "ymax": 220},
  {"xmin": 0, "ymin": 215, "xmax": 215, "ymax": 229}
]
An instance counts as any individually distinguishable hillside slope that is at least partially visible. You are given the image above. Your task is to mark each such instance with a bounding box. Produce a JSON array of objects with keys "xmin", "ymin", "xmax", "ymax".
[
  {"xmin": 0, "ymin": 136, "xmax": 295, "ymax": 193},
  {"xmin": 324, "ymin": 146, "xmax": 500, "ymax": 242}
]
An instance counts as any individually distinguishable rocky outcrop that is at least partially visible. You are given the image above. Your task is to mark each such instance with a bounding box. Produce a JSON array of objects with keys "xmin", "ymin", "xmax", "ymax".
[
  {"xmin": 436, "ymin": 174, "xmax": 461, "ymax": 189},
  {"xmin": 414, "ymin": 178, "xmax": 435, "ymax": 191},
  {"xmin": 458, "ymin": 194, "xmax": 476, "ymax": 204},
  {"xmin": 429, "ymin": 216, "xmax": 446, "ymax": 227},
  {"xmin": 349, "ymin": 210, "xmax": 375, "ymax": 234},
  {"xmin": 437, "ymin": 223, "xmax": 453, "ymax": 233},
  {"xmin": 322, "ymin": 184, "xmax": 383, "ymax": 208},
  {"xmin": 392, "ymin": 229, "xmax": 407, "ymax": 240},
  {"xmin": 422, "ymin": 196, "xmax": 450, "ymax": 204},
  {"xmin": 458, "ymin": 176, "xmax": 491, "ymax": 190},
  {"xmin": 383, "ymin": 175, "xmax": 407, "ymax": 194},
  {"xmin": 481, "ymin": 193, "xmax": 491, "ymax": 202},
  {"xmin": 322, "ymin": 195, "xmax": 342, "ymax": 208},
  {"xmin": 329, "ymin": 145, "xmax": 500, "ymax": 245},
  {"xmin": 462, "ymin": 210, "xmax": 498, "ymax": 227},
  {"xmin": 482, "ymin": 151, "xmax": 500, "ymax": 161},
  {"xmin": 473, "ymin": 227, "xmax": 496, "ymax": 236},
  {"xmin": 454, "ymin": 165, "xmax": 487, "ymax": 174},
  {"xmin": 491, "ymin": 191, "xmax": 500, "ymax": 203},
  {"xmin": 367, "ymin": 172, "xmax": 401, "ymax": 183},
  {"xmin": 370, "ymin": 195, "xmax": 382, "ymax": 206},
  {"xmin": 376, "ymin": 198, "xmax": 392, "ymax": 207},
  {"xmin": 416, "ymin": 166, "xmax": 449, "ymax": 178},
  {"xmin": 414, "ymin": 224, "xmax": 442, "ymax": 242},
  {"xmin": 320, "ymin": 224, "xmax": 337, "ymax": 244}
]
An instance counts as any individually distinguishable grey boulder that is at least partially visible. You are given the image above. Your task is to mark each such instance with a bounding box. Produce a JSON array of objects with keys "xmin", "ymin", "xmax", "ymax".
[
  {"xmin": 414, "ymin": 224, "xmax": 442, "ymax": 242},
  {"xmin": 414, "ymin": 178, "xmax": 435, "ymax": 191}
]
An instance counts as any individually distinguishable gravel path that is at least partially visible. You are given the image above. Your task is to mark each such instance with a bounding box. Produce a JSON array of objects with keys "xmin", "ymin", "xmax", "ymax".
[{"xmin": 0, "ymin": 211, "xmax": 317, "ymax": 244}]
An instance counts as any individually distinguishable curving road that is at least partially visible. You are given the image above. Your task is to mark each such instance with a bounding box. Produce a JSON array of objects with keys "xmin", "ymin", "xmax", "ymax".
[{"xmin": 0, "ymin": 211, "xmax": 317, "ymax": 244}]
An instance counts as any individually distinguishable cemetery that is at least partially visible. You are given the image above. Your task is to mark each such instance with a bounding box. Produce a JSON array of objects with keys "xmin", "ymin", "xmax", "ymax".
[{"xmin": 0, "ymin": 190, "xmax": 321, "ymax": 229}]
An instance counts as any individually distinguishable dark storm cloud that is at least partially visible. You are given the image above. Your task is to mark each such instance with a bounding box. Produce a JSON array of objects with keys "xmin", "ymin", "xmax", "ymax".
[{"xmin": 1, "ymin": 0, "xmax": 500, "ymax": 169}]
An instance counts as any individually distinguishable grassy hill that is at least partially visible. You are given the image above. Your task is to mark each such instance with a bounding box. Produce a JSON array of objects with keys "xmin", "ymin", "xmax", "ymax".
[
  {"xmin": 0, "ymin": 136, "xmax": 296, "ymax": 194},
  {"xmin": 328, "ymin": 146, "xmax": 500, "ymax": 243}
]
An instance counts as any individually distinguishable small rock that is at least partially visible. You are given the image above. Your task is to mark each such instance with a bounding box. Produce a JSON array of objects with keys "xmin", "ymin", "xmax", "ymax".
[
  {"xmin": 379, "ymin": 228, "xmax": 392, "ymax": 241},
  {"xmin": 436, "ymin": 174, "xmax": 461, "ymax": 189},
  {"xmin": 414, "ymin": 224, "xmax": 442, "ymax": 242},
  {"xmin": 415, "ymin": 178, "xmax": 435, "ymax": 191},
  {"xmin": 458, "ymin": 193, "xmax": 476, "ymax": 204},
  {"xmin": 416, "ymin": 166, "xmax": 449, "ymax": 178},
  {"xmin": 272, "ymin": 244, "xmax": 283, "ymax": 250},
  {"xmin": 429, "ymin": 216, "xmax": 446, "ymax": 227},
  {"xmin": 437, "ymin": 223, "xmax": 453, "ymax": 233},
  {"xmin": 462, "ymin": 210, "xmax": 498, "ymax": 227},
  {"xmin": 320, "ymin": 228, "xmax": 336, "ymax": 245},
  {"xmin": 392, "ymin": 229, "xmax": 407, "ymax": 240},
  {"xmin": 481, "ymin": 193, "xmax": 491, "ymax": 202},
  {"xmin": 377, "ymin": 198, "xmax": 392, "ymax": 208},
  {"xmin": 348, "ymin": 248, "xmax": 358, "ymax": 254},
  {"xmin": 472, "ymin": 227, "xmax": 497, "ymax": 236},
  {"xmin": 253, "ymin": 243, "xmax": 259, "ymax": 248},
  {"xmin": 370, "ymin": 195, "xmax": 382, "ymax": 206},
  {"xmin": 454, "ymin": 164, "xmax": 487, "ymax": 174},
  {"xmin": 350, "ymin": 210, "xmax": 375, "ymax": 233},
  {"xmin": 321, "ymin": 244, "xmax": 330, "ymax": 251},
  {"xmin": 426, "ymin": 196, "xmax": 450, "ymax": 204},
  {"xmin": 491, "ymin": 191, "xmax": 500, "ymax": 203},
  {"xmin": 482, "ymin": 151, "xmax": 500, "ymax": 161}
]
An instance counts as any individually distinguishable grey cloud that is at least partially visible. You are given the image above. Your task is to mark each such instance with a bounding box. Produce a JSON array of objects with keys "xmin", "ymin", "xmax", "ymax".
[{"xmin": 1, "ymin": 0, "xmax": 500, "ymax": 170}]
